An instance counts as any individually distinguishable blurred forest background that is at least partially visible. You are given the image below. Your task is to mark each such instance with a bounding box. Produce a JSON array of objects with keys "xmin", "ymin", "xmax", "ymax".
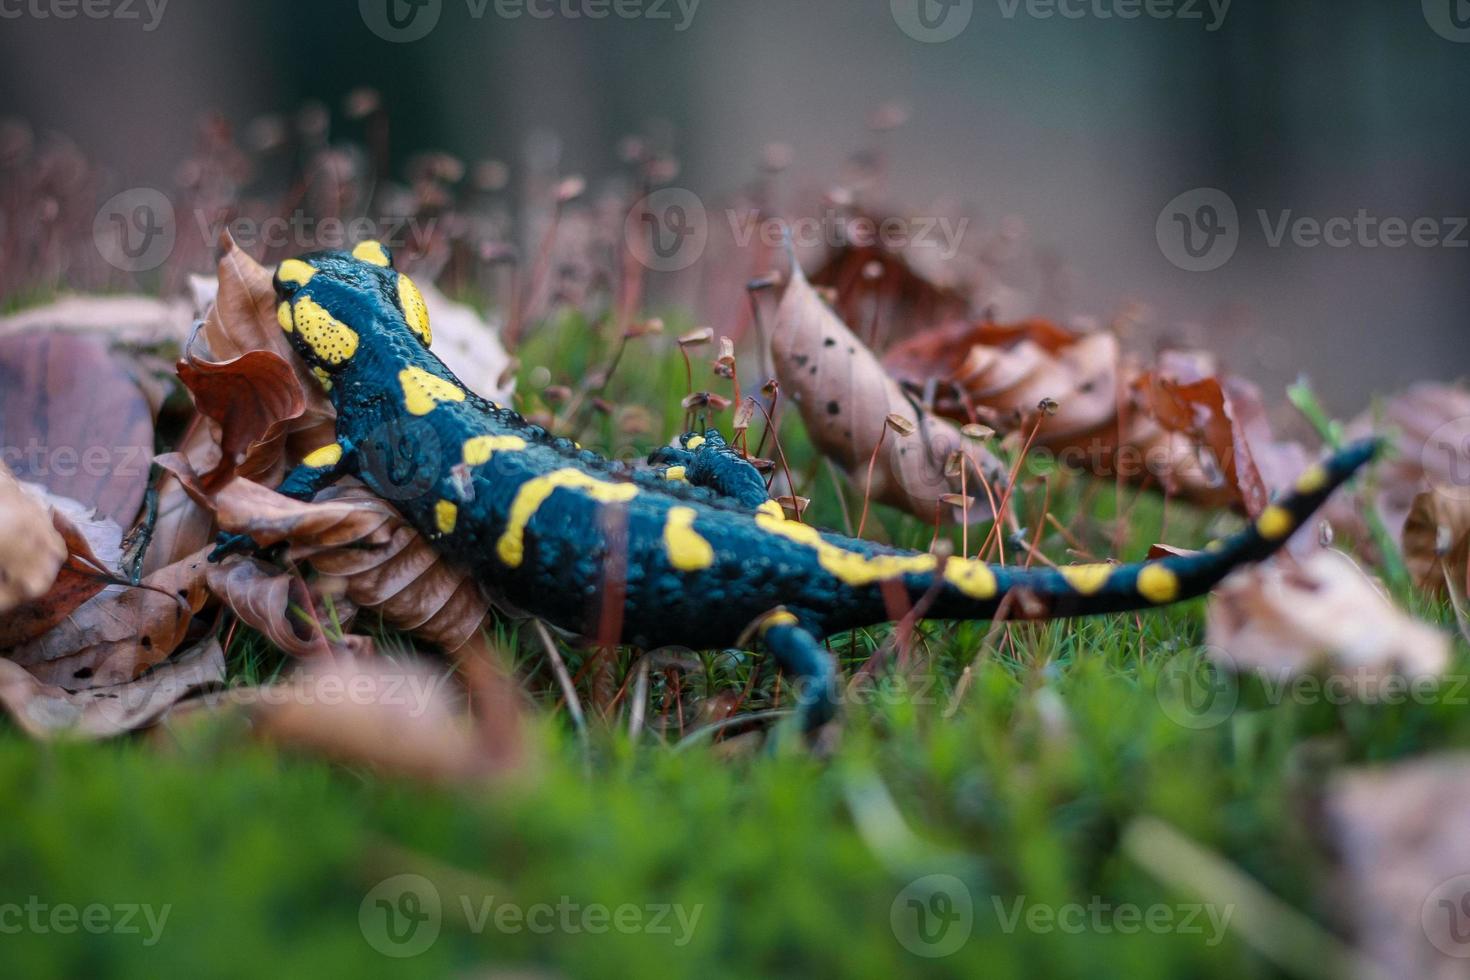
[{"xmin": 1, "ymin": 0, "xmax": 1466, "ymax": 410}]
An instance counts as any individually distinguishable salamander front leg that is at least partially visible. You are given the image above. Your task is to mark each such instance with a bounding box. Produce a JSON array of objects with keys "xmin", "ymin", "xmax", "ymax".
[
  {"xmin": 208, "ymin": 440, "xmax": 356, "ymax": 562},
  {"xmin": 649, "ymin": 429, "xmax": 770, "ymax": 509},
  {"xmin": 760, "ymin": 609, "xmax": 838, "ymax": 733}
]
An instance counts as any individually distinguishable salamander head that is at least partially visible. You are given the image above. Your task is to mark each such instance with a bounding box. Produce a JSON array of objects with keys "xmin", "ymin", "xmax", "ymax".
[{"xmin": 272, "ymin": 240, "xmax": 433, "ymax": 382}]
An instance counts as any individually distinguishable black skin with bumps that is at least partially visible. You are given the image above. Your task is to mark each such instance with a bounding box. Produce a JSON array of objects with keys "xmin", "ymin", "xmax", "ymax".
[{"xmin": 210, "ymin": 245, "xmax": 1381, "ymax": 731}]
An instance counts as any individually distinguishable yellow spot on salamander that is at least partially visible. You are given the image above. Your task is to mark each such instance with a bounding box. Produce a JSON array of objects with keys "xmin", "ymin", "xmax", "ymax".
[
  {"xmin": 462, "ymin": 435, "xmax": 528, "ymax": 466},
  {"xmin": 1255, "ymin": 504, "xmax": 1294, "ymax": 540},
  {"xmin": 311, "ymin": 367, "xmax": 333, "ymax": 392},
  {"xmin": 277, "ymin": 259, "xmax": 317, "ymax": 286},
  {"xmin": 943, "ymin": 558, "xmax": 998, "ymax": 599},
  {"xmin": 664, "ymin": 466, "xmax": 687, "ymax": 482},
  {"xmin": 397, "ymin": 273, "xmax": 432, "ymax": 347},
  {"xmin": 760, "ymin": 610, "xmax": 799, "ymax": 636},
  {"xmin": 663, "ymin": 506, "xmax": 714, "ymax": 572},
  {"xmin": 352, "ymin": 240, "xmax": 392, "ymax": 267},
  {"xmin": 757, "ymin": 500, "xmax": 785, "ymax": 521},
  {"xmin": 497, "ymin": 469, "xmax": 640, "ymax": 568},
  {"xmin": 302, "ymin": 443, "xmax": 342, "ymax": 469},
  {"xmin": 1059, "ymin": 563, "xmax": 1113, "ymax": 596},
  {"xmin": 1137, "ymin": 565, "xmax": 1181, "ymax": 604},
  {"xmin": 684, "ymin": 435, "xmax": 705, "ymax": 451},
  {"xmin": 399, "ymin": 366, "xmax": 466, "ymax": 416},
  {"xmin": 277, "ymin": 301, "xmax": 294, "ymax": 333},
  {"xmin": 754, "ymin": 510, "xmax": 938, "ymax": 587},
  {"xmin": 1294, "ymin": 464, "xmax": 1328, "ymax": 495},
  {"xmin": 435, "ymin": 499, "xmax": 458, "ymax": 535},
  {"xmin": 292, "ymin": 295, "xmax": 359, "ymax": 365}
]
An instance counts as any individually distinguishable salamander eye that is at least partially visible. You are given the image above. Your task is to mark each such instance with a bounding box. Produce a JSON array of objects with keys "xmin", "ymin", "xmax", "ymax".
[{"xmin": 396, "ymin": 272, "xmax": 431, "ymax": 347}]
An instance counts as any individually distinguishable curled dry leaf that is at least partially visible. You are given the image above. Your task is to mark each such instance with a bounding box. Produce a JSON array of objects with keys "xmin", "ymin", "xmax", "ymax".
[
  {"xmin": 1327, "ymin": 755, "xmax": 1470, "ymax": 980},
  {"xmin": 886, "ymin": 318, "xmax": 1119, "ymax": 445},
  {"xmin": 883, "ymin": 313, "xmax": 1308, "ymax": 514},
  {"xmin": 1206, "ymin": 550, "xmax": 1449, "ymax": 687},
  {"xmin": 772, "ymin": 250, "xmax": 1005, "ymax": 520},
  {"xmin": 0, "ymin": 639, "xmax": 224, "ymax": 740},
  {"xmin": 1342, "ymin": 382, "xmax": 1470, "ymax": 555},
  {"xmin": 0, "ymin": 331, "xmax": 155, "ymax": 526},
  {"xmin": 249, "ymin": 650, "xmax": 520, "ymax": 783},
  {"xmin": 7, "ymin": 548, "xmax": 213, "ymax": 690},
  {"xmin": 0, "ymin": 480, "xmax": 125, "ymax": 648},
  {"xmin": 0, "ymin": 464, "xmax": 66, "ymax": 614},
  {"xmin": 204, "ymin": 558, "xmax": 336, "ymax": 658},
  {"xmin": 210, "ymin": 477, "xmax": 492, "ymax": 651},
  {"xmin": 145, "ymin": 234, "xmax": 336, "ymax": 573},
  {"xmin": 1401, "ymin": 490, "xmax": 1470, "ymax": 597}
]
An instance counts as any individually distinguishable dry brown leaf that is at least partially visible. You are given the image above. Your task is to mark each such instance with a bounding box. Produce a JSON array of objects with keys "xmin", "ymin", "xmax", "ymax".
[
  {"xmin": 0, "ymin": 480, "xmax": 125, "ymax": 648},
  {"xmin": 210, "ymin": 477, "xmax": 492, "ymax": 651},
  {"xmin": 1327, "ymin": 755, "xmax": 1470, "ymax": 979},
  {"xmin": 1206, "ymin": 550, "xmax": 1449, "ymax": 686},
  {"xmin": 0, "ymin": 638, "xmax": 224, "ymax": 740},
  {"xmin": 204, "ymin": 558, "xmax": 336, "ymax": 658},
  {"xmin": 1341, "ymin": 382, "xmax": 1470, "ymax": 552},
  {"xmin": 0, "ymin": 464, "xmax": 66, "ymax": 614},
  {"xmin": 0, "ymin": 332, "xmax": 155, "ymax": 526},
  {"xmin": 0, "ymin": 293, "xmax": 193, "ymax": 346},
  {"xmin": 249, "ymin": 650, "xmax": 515, "ymax": 783},
  {"xmin": 885, "ymin": 318, "xmax": 1120, "ymax": 444},
  {"xmin": 1130, "ymin": 367, "xmax": 1271, "ymax": 515},
  {"xmin": 1402, "ymin": 489, "xmax": 1470, "ymax": 597},
  {"xmin": 772, "ymin": 250, "xmax": 1004, "ymax": 520},
  {"xmin": 7, "ymin": 548, "xmax": 212, "ymax": 689}
]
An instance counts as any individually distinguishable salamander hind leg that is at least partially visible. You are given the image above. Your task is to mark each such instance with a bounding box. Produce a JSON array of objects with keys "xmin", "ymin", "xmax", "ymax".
[
  {"xmin": 759, "ymin": 608, "xmax": 838, "ymax": 733},
  {"xmin": 648, "ymin": 429, "xmax": 770, "ymax": 509}
]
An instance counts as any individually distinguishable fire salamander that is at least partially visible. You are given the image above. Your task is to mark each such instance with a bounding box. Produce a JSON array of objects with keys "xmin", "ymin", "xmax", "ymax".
[{"xmin": 210, "ymin": 242, "xmax": 1380, "ymax": 732}]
